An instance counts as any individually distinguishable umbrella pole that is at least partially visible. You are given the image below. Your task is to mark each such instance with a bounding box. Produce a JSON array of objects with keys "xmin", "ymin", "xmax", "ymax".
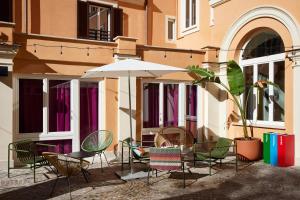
[{"xmin": 128, "ymin": 73, "xmax": 133, "ymax": 173}]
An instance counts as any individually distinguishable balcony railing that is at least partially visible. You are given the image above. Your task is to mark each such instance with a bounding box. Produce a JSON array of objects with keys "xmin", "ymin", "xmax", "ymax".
[{"xmin": 88, "ymin": 29, "xmax": 111, "ymax": 42}]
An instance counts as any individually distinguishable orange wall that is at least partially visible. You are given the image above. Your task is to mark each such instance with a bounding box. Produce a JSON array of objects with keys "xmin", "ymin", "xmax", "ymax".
[
  {"xmin": 119, "ymin": 2, "xmax": 147, "ymax": 44},
  {"xmin": 176, "ymin": 0, "xmax": 300, "ymax": 50},
  {"xmin": 0, "ymin": 22, "xmax": 14, "ymax": 42},
  {"xmin": 13, "ymin": 33, "xmax": 116, "ymax": 75},
  {"xmin": 174, "ymin": 0, "xmax": 299, "ymax": 138},
  {"xmin": 105, "ymin": 78, "xmax": 119, "ymax": 151},
  {"xmin": 150, "ymin": 0, "xmax": 177, "ymax": 47}
]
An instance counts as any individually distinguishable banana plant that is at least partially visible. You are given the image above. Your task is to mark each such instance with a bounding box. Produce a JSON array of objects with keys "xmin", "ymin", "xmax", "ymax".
[{"xmin": 188, "ymin": 60, "xmax": 276, "ymax": 139}]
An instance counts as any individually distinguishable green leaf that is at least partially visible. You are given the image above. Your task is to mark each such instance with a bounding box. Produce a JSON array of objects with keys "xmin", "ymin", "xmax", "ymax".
[
  {"xmin": 188, "ymin": 65, "xmax": 215, "ymax": 78},
  {"xmin": 227, "ymin": 60, "xmax": 245, "ymax": 96}
]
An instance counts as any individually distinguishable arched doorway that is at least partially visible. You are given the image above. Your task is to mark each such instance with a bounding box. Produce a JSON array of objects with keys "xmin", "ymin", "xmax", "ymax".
[{"xmin": 240, "ymin": 30, "xmax": 285, "ymax": 126}]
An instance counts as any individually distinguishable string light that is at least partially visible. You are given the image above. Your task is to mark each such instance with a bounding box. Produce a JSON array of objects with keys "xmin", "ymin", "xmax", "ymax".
[{"xmin": 2, "ymin": 40, "xmax": 300, "ymax": 57}]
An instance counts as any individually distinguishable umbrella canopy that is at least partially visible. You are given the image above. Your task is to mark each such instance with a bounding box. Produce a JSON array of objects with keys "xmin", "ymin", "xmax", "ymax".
[
  {"xmin": 81, "ymin": 59, "xmax": 186, "ymax": 180},
  {"xmin": 82, "ymin": 59, "xmax": 186, "ymax": 78}
]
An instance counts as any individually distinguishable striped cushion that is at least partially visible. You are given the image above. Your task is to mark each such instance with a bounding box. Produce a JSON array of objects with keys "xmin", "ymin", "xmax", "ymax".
[{"xmin": 149, "ymin": 147, "xmax": 182, "ymax": 171}]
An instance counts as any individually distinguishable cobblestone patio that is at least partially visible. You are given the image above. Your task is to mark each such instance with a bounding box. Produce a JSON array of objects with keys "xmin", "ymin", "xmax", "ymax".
[{"xmin": 0, "ymin": 156, "xmax": 299, "ymax": 200}]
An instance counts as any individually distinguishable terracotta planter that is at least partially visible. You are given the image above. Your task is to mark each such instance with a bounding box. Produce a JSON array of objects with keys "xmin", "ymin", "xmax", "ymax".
[{"xmin": 235, "ymin": 137, "xmax": 262, "ymax": 161}]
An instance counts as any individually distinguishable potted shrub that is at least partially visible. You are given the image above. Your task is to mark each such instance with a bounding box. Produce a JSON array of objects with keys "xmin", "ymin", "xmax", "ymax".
[{"xmin": 188, "ymin": 60, "xmax": 275, "ymax": 161}]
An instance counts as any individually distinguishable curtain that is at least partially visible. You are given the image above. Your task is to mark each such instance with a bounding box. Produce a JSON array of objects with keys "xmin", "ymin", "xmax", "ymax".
[
  {"xmin": 80, "ymin": 82, "xmax": 98, "ymax": 143},
  {"xmin": 143, "ymin": 83, "xmax": 159, "ymax": 128},
  {"xmin": 19, "ymin": 79, "xmax": 43, "ymax": 133},
  {"xmin": 186, "ymin": 85, "xmax": 197, "ymax": 139},
  {"xmin": 164, "ymin": 84, "xmax": 178, "ymax": 127},
  {"xmin": 49, "ymin": 80, "xmax": 71, "ymax": 132}
]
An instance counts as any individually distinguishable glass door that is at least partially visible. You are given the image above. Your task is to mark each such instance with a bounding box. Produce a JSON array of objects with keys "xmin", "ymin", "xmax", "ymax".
[{"xmin": 186, "ymin": 85, "xmax": 197, "ymax": 141}]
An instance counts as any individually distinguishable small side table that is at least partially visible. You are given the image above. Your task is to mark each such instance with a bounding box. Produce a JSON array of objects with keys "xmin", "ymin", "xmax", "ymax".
[{"xmin": 67, "ymin": 151, "xmax": 95, "ymax": 182}]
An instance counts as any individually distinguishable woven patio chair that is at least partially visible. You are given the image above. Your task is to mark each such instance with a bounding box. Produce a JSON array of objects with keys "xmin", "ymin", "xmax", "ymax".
[
  {"xmin": 81, "ymin": 130, "xmax": 113, "ymax": 169},
  {"xmin": 8, "ymin": 139, "xmax": 56, "ymax": 182},
  {"xmin": 154, "ymin": 127, "xmax": 194, "ymax": 148},
  {"xmin": 193, "ymin": 137, "xmax": 238, "ymax": 175},
  {"xmin": 147, "ymin": 147, "xmax": 186, "ymax": 188},
  {"xmin": 42, "ymin": 152, "xmax": 90, "ymax": 199},
  {"xmin": 121, "ymin": 137, "xmax": 150, "ymax": 170}
]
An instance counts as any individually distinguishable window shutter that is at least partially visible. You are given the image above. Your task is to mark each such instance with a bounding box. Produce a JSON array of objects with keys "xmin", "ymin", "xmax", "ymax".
[
  {"xmin": 77, "ymin": 0, "xmax": 88, "ymax": 39},
  {"xmin": 0, "ymin": 0, "xmax": 13, "ymax": 22},
  {"xmin": 111, "ymin": 8, "xmax": 123, "ymax": 40}
]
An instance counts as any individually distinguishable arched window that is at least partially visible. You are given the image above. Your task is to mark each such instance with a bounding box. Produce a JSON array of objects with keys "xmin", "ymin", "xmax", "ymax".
[
  {"xmin": 240, "ymin": 31, "xmax": 285, "ymax": 125},
  {"xmin": 242, "ymin": 32, "xmax": 284, "ymax": 59}
]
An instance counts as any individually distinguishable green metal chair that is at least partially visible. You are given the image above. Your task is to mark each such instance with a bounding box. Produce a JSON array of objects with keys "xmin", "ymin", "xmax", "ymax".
[
  {"xmin": 193, "ymin": 137, "xmax": 238, "ymax": 175},
  {"xmin": 81, "ymin": 130, "xmax": 113, "ymax": 169},
  {"xmin": 8, "ymin": 139, "xmax": 55, "ymax": 182},
  {"xmin": 121, "ymin": 137, "xmax": 150, "ymax": 170}
]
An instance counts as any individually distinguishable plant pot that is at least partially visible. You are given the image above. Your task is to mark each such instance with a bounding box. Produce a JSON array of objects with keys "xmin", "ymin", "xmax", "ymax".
[{"xmin": 235, "ymin": 137, "xmax": 262, "ymax": 161}]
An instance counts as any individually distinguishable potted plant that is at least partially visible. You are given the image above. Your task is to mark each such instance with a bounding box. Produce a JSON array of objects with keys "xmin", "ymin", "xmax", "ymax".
[{"xmin": 188, "ymin": 60, "xmax": 274, "ymax": 161}]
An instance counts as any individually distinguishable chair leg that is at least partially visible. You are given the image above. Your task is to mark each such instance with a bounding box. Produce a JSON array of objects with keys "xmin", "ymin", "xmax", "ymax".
[
  {"xmin": 66, "ymin": 177, "xmax": 72, "ymax": 199},
  {"xmin": 81, "ymin": 169, "xmax": 89, "ymax": 183},
  {"xmin": 33, "ymin": 159, "xmax": 36, "ymax": 183},
  {"xmin": 99, "ymin": 153, "xmax": 103, "ymax": 172},
  {"xmin": 156, "ymin": 169, "xmax": 158, "ymax": 177},
  {"xmin": 209, "ymin": 159, "xmax": 211, "ymax": 176},
  {"xmin": 92, "ymin": 153, "xmax": 97, "ymax": 164},
  {"xmin": 103, "ymin": 152, "xmax": 110, "ymax": 167},
  {"xmin": 183, "ymin": 163, "xmax": 185, "ymax": 188},
  {"xmin": 50, "ymin": 176, "xmax": 59, "ymax": 197},
  {"xmin": 7, "ymin": 148, "xmax": 10, "ymax": 178}
]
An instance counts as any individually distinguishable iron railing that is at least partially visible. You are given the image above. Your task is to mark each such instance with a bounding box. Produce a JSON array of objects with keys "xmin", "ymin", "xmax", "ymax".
[{"xmin": 88, "ymin": 29, "xmax": 111, "ymax": 41}]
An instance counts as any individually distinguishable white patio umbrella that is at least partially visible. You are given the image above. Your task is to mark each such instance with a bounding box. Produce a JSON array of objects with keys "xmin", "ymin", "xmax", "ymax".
[{"xmin": 82, "ymin": 59, "xmax": 186, "ymax": 180}]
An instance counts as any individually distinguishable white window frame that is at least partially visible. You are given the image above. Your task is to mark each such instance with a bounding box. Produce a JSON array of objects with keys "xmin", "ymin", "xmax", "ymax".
[
  {"xmin": 240, "ymin": 53, "xmax": 285, "ymax": 128},
  {"xmin": 165, "ymin": 16, "xmax": 176, "ymax": 43},
  {"xmin": 180, "ymin": 0, "xmax": 200, "ymax": 36},
  {"xmin": 141, "ymin": 80, "xmax": 201, "ymax": 130},
  {"xmin": 13, "ymin": 75, "xmax": 105, "ymax": 150}
]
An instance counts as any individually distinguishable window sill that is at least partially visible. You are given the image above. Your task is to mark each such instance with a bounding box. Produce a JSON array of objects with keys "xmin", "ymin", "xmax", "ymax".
[
  {"xmin": 180, "ymin": 25, "xmax": 199, "ymax": 37},
  {"xmin": 232, "ymin": 122, "xmax": 286, "ymax": 130}
]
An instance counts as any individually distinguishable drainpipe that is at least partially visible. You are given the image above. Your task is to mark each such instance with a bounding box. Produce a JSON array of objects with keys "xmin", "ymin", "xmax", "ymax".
[
  {"xmin": 145, "ymin": 0, "xmax": 148, "ymax": 45},
  {"xmin": 25, "ymin": 0, "xmax": 28, "ymax": 34}
]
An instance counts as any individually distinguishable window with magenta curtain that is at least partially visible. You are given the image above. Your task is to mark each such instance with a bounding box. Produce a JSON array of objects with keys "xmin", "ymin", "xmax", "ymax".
[
  {"xmin": 163, "ymin": 84, "xmax": 178, "ymax": 127},
  {"xmin": 143, "ymin": 83, "xmax": 159, "ymax": 128},
  {"xmin": 49, "ymin": 80, "xmax": 71, "ymax": 132},
  {"xmin": 19, "ymin": 79, "xmax": 43, "ymax": 133},
  {"xmin": 80, "ymin": 82, "xmax": 98, "ymax": 143},
  {"xmin": 186, "ymin": 85, "xmax": 197, "ymax": 139}
]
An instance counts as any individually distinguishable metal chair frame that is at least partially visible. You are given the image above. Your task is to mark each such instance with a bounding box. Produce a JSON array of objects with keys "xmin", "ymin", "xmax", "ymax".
[{"xmin": 8, "ymin": 139, "xmax": 55, "ymax": 182}]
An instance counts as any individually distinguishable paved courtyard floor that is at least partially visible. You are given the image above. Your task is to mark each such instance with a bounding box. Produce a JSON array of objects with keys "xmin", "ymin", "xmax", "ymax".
[{"xmin": 0, "ymin": 156, "xmax": 299, "ymax": 200}]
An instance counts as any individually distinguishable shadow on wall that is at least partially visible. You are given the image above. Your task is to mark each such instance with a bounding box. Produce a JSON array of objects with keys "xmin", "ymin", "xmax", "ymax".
[
  {"xmin": 0, "ymin": 72, "xmax": 12, "ymax": 88},
  {"xmin": 205, "ymin": 82, "xmax": 228, "ymax": 102},
  {"xmin": 0, "ymin": 33, "xmax": 9, "ymax": 42},
  {"xmin": 197, "ymin": 126, "xmax": 224, "ymax": 142},
  {"xmin": 119, "ymin": 107, "xmax": 137, "ymax": 120}
]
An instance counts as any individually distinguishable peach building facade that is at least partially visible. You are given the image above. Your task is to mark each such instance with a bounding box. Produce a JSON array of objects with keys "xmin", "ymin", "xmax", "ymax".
[{"xmin": 0, "ymin": 0, "xmax": 299, "ymax": 167}]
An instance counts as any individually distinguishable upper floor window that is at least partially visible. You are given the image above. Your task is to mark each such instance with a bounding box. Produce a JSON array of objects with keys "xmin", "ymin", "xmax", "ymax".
[
  {"xmin": 0, "ymin": 0, "xmax": 13, "ymax": 23},
  {"xmin": 180, "ymin": 0, "xmax": 199, "ymax": 36},
  {"xmin": 166, "ymin": 16, "xmax": 176, "ymax": 42},
  {"xmin": 185, "ymin": 0, "xmax": 196, "ymax": 28},
  {"xmin": 77, "ymin": 1, "xmax": 123, "ymax": 42}
]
